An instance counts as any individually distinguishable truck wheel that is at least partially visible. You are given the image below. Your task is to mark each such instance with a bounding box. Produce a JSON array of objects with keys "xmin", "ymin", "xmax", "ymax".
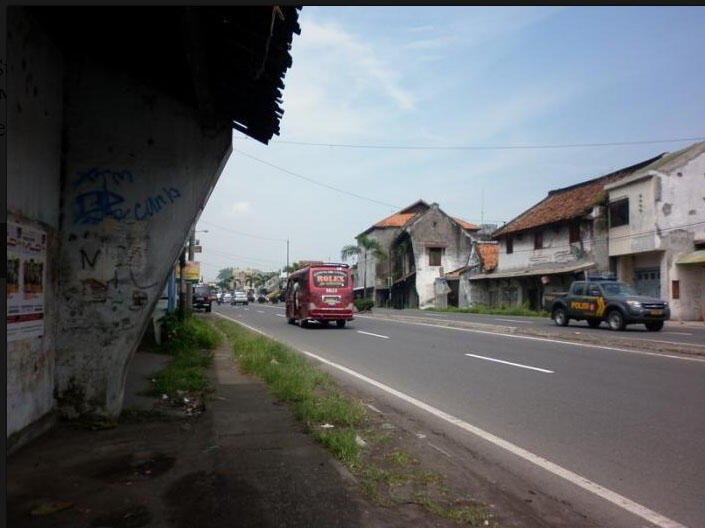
[
  {"xmin": 607, "ymin": 310, "xmax": 626, "ymax": 331},
  {"xmin": 645, "ymin": 321, "xmax": 664, "ymax": 331},
  {"xmin": 206, "ymin": 305, "xmax": 212, "ymax": 313},
  {"xmin": 587, "ymin": 318, "xmax": 601, "ymax": 328},
  {"xmin": 336, "ymin": 320, "xmax": 346, "ymax": 328},
  {"xmin": 552, "ymin": 307, "xmax": 569, "ymax": 326}
]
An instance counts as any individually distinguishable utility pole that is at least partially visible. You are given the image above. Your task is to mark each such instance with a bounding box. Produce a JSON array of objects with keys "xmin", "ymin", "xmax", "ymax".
[
  {"xmin": 178, "ymin": 247, "xmax": 186, "ymax": 321},
  {"xmin": 186, "ymin": 227, "xmax": 195, "ymax": 309},
  {"xmin": 286, "ymin": 238, "xmax": 290, "ymax": 274}
]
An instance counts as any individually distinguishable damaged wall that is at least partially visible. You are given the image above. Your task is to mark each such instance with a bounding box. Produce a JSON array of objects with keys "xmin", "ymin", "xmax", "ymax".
[
  {"xmin": 54, "ymin": 56, "xmax": 232, "ymax": 417},
  {"xmin": 6, "ymin": 9, "xmax": 64, "ymax": 441},
  {"xmin": 408, "ymin": 204, "xmax": 474, "ymax": 308}
]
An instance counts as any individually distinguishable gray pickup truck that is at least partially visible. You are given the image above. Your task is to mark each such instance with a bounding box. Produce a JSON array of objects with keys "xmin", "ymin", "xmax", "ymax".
[{"xmin": 544, "ymin": 279, "xmax": 670, "ymax": 331}]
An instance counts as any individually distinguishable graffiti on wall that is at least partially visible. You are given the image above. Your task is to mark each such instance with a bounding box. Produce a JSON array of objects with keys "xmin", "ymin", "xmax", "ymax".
[{"xmin": 72, "ymin": 169, "xmax": 181, "ymax": 225}]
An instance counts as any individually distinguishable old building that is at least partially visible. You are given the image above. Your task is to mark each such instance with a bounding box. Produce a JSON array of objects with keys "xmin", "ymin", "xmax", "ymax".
[
  {"xmin": 606, "ymin": 141, "xmax": 705, "ymax": 321},
  {"xmin": 445, "ymin": 241, "xmax": 499, "ymax": 308},
  {"xmin": 352, "ymin": 200, "xmax": 480, "ymax": 308},
  {"xmin": 471, "ymin": 155, "xmax": 663, "ymax": 310}
]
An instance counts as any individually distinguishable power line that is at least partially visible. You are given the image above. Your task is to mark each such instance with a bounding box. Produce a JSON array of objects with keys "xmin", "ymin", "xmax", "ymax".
[
  {"xmin": 205, "ymin": 247, "xmax": 283, "ymax": 266},
  {"xmin": 233, "ymin": 148, "xmax": 401, "ymax": 209},
  {"xmin": 200, "ymin": 220, "xmax": 286, "ymax": 242},
  {"xmin": 238, "ymin": 134, "xmax": 705, "ymax": 152}
]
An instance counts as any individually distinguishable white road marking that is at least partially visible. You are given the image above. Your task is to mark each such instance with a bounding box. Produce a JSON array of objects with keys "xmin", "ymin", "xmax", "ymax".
[
  {"xmin": 244, "ymin": 308, "xmax": 249, "ymax": 311},
  {"xmin": 275, "ymin": 314, "xmax": 285, "ymax": 318},
  {"xmin": 298, "ymin": 348, "xmax": 687, "ymax": 528},
  {"xmin": 428, "ymin": 442, "xmax": 452, "ymax": 458},
  {"xmin": 465, "ymin": 353, "xmax": 554, "ymax": 374},
  {"xmin": 357, "ymin": 330, "xmax": 390, "ymax": 339},
  {"xmin": 257, "ymin": 310, "xmax": 265, "ymax": 314},
  {"xmin": 494, "ymin": 318, "xmax": 532, "ymax": 324},
  {"xmin": 665, "ymin": 332, "xmax": 693, "ymax": 336},
  {"xmin": 215, "ymin": 312, "xmax": 687, "ymax": 528},
  {"xmin": 355, "ymin": 315, "xmax": 705, "ymax": 363}
]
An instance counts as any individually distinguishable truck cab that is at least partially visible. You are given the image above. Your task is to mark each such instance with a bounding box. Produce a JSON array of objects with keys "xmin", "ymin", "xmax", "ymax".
[{"xmin": 546, "ymin": 277, "xmax": 670, "ymax": 331}]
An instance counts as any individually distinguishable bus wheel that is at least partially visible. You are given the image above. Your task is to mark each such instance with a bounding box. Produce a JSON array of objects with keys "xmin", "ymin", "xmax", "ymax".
[
  {"xmin": 287, "ymin": 318, "xmax": 295, "ymax": 325},
  {"xmin": 320, "ymin": 320, "xmax": 330, "ymax": 327},
  {"xmin": 300, "ymin": 320, "xmax": 309, "ymax": 329},
  {"xmin": 336, "ymin": 320, "xmax": 346, "ymax": 328}
]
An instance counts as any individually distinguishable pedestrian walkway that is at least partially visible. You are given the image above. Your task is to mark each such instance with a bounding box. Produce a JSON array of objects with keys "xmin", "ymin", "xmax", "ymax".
[{"xmin": 7, "ymin": 335, "xmax": 443, "ymax": 527}]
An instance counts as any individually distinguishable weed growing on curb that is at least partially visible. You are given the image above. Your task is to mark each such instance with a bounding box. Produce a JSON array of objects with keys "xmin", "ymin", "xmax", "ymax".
[{"xmin": 215, "ymin": 318, "xmax": 497, "ymax": 526}]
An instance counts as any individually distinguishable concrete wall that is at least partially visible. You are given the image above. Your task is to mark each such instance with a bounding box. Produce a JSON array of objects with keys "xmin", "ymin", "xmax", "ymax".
[
  {"xmin": 497, "ymin": 220, "xmax": 607, "ymax": 273},
  {"xmin": 6, "ymin": 9, "xmax": 64, "ymax": 440},
  {"xmin": 408, "ymin": 205, "xmax": 474, "ymax": 308},
  {"xmin": 53, "ymin": 56, "xmax": 232, "ymax": 417},
  {"xmin": 608, "ymin": 148, "xmax": 705, "ymax": 320}
]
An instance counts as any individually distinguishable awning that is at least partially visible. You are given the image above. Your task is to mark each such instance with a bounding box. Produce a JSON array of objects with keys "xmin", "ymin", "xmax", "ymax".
[
  {"xmin": 469, "ymin": 261, "xmax": 595, "ymax": 281},
  {"xmin": 676, "ymin": 250, "xmax": 705, "ymax": 265}
]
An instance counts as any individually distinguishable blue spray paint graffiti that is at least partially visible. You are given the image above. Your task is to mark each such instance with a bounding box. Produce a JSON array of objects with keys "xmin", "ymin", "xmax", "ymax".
[{"xmin": 72, "ymin": 169, "xmax": 181, "ymax": 225}]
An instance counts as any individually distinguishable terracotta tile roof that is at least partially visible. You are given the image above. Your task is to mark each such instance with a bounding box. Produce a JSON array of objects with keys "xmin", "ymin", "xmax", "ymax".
[
  {"xmin": 364, "ymin": 200, "xmax": 429, "ymax": 233},
  {"xmin": 477, "ymin": 243, "xmax": 499, "ymax": 272},
  {"xmin": 374, "ymin": 212, "xmax": 417, "ymax": 228},
  {"xmin": 493, "ymin": 155, "xmax": 664, "ymax": 237},
  {"xmin": 453, "ymin": 218, "xmax": 480, "ymax": 231}
]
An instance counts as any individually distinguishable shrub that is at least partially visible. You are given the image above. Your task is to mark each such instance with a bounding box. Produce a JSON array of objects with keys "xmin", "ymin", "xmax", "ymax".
[{"xmin": 354, "ymin": 298, "xmax": 374, "ymax": 312}]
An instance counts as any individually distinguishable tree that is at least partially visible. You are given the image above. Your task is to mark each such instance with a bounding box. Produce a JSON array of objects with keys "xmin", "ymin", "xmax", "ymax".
[
  {"xmin": 341, "ymin": 234, "xmax": 386, "ymax": 299},
  {"xmin": 216, "ymin": 267, "xmax": 235, "ymax": 290}
]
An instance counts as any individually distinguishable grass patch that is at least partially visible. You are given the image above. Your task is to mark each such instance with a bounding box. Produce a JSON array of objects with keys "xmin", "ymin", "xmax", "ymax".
[
  {"xmin": 427, "ymin": 303, "xmax": 547, "ymax": 318},
  {"xmin": 215, "ymin": 318, "xmax": 498, "ymax": 526},
  {"xmin": 150, "ymin": 313, "xmax": 221, "ymax": 398},
  {"xmin": 215, "ymin": 319, "xmax": 366, "ymax": 466}
]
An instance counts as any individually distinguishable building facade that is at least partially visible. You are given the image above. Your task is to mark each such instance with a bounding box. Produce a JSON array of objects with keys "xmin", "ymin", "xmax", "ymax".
[
  {"xmin": 606, "ymin": 141, "xmax": 705, "ymax": 321},
  {"xmin": 351, "ymin": 201, "xmax": 480, "ymax": 308},
  {"xmin": 470, "ymin": 155, "xmax": 663, "ymax": 310}
]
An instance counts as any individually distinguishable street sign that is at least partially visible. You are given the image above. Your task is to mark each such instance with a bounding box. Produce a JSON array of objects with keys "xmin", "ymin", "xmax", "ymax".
[{"xmin": 193, "ymin": 246, "xmax": 202, "ymax": 253}]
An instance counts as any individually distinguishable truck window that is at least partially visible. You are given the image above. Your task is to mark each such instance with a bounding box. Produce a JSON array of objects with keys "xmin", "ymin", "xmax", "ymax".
[
  {"xmin": 572, "ymin": 282, "xmax": 586, "ymax": 296},
  {"xmin": 588, "ymin": 285, "xmax": 601, "ymax": 296}
]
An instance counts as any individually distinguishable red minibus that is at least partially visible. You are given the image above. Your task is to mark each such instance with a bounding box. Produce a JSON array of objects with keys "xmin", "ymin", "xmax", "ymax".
[{"xmin": 285, "ymin": 263, "xmax": 354, "ymax": 328}]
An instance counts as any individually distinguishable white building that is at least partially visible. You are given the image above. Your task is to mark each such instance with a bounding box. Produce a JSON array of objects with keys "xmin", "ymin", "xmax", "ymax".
[
  {"xmin": 471, "ymin": 155, "xmax": 663, "ymax": 310},
  {"xmin": 606, "ymin": 141, "xmax": 705, "ymax": 321}
]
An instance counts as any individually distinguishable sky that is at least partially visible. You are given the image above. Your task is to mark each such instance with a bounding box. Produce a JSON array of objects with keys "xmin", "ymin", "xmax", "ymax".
[{"xmin": 196, "ymin": 6, "xmax": 705, "ymax": 281}]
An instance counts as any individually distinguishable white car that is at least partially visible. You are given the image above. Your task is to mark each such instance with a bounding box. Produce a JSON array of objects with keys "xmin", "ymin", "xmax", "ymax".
[
  {"xmin": 231, "ymin": 291, "xmax": 248, "ymax": 305},
  {"xmin": 223, "ymin": 292, "xmax": 233, "ymax": 303}
]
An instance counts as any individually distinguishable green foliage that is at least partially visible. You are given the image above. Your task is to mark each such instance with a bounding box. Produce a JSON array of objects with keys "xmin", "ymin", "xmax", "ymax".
[
  {"xmin": 214, "ymin": 320, "xmax": 366, "ymax": 466},
  {"xmin": 428, "ymin": 302, "xmax": 548, "ymax": 318},
  {"xmin": 151, "ymin": 314, "xmax": 221, "ymax": 397},
  {"xmin": 355, "ymin": 298, "xmax": 375, "ymax": 312}
]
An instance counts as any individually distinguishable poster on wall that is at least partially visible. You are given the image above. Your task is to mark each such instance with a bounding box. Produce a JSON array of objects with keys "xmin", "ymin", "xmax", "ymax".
[{"xmin": 7, "ymin": 221, "xmax": 47, "ymax": 342}]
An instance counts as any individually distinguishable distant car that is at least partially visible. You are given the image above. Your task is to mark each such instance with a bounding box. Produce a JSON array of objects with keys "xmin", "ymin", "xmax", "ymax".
[
  {"xmin": 232, "ymin": 291, "xmax": 249, "ymax": 305},
  {"xmin": 247, "ymin": 291, "xmax": 255, "ymax": 303},
  {"xmin": 223, "ymin": 292, "xmax": 233, "ymax": 303},
  {"xmin": 257, "ymin": 293, "xmax": 268, "ymax": 303},
  {"xmin": 193, "ymin": 285, "xmax": 212, "ymax": 313}
]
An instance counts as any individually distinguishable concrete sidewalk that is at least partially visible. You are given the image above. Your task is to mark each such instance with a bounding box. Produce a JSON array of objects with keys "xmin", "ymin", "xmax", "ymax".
[{"xmin": 8, "ymin": 337, "xmax": 448, "ymax": 527}]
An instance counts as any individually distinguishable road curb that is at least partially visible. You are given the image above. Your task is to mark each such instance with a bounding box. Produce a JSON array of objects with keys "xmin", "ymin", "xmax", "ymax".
[{"xmin": 358, "ymin": 312, "xmax": 705, "ymax": 358}]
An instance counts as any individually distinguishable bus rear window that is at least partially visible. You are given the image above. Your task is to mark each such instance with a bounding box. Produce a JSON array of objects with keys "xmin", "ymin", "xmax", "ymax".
[{"xmin": 312, "ymin": 270, "xmax": 348, "ymax": 288}]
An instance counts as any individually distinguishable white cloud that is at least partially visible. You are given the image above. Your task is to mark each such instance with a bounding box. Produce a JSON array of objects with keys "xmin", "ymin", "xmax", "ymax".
[{"xmin": 230, "ymin": 201, "xmax": 251, "ymax": 215}]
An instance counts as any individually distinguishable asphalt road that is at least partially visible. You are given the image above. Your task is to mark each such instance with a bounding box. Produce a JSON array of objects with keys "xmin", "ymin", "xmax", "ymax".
[
  {"xmin": 215, "ymin": 303, "xmax": 705, "ymax": 528},
  {"xmin": 371, "ymin": 307, "xmax": 705, "ymax": 347}
]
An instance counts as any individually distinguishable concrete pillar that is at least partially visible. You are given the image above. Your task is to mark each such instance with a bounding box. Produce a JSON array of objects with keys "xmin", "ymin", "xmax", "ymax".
[{"xmin": 54, "ymin": 56, "xmax": 232, "ymax": 418}]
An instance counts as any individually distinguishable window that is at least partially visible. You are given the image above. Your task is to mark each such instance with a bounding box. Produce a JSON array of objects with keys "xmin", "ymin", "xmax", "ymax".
[
  {"xmin": 506, "ymin": 236, "xmax": 513, "ymax": 254},
  {"xmin": 573, "ymin": 283, "xmax": 586, "ymax": 296},
  {"xmin": 534, "ymin": 231, "xmax": 543, "ymax": 250},
  {"xmin": 672, "ymin": 280, "xmax": 680, "ymax": 299},
  {"xmin": 588, "ymin": 285, "xmax": 601, "ymax": 296},
  {"xmin": 609, "ymin": 198, "xmax": 629, "ymax": 227},
  {"xmin": 569, "ymin": 222, "xmax": 581, "ymax": 243},
  {"xmin": 429, "ymin": 247, "xmax": 442, "ymax": 266}
]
